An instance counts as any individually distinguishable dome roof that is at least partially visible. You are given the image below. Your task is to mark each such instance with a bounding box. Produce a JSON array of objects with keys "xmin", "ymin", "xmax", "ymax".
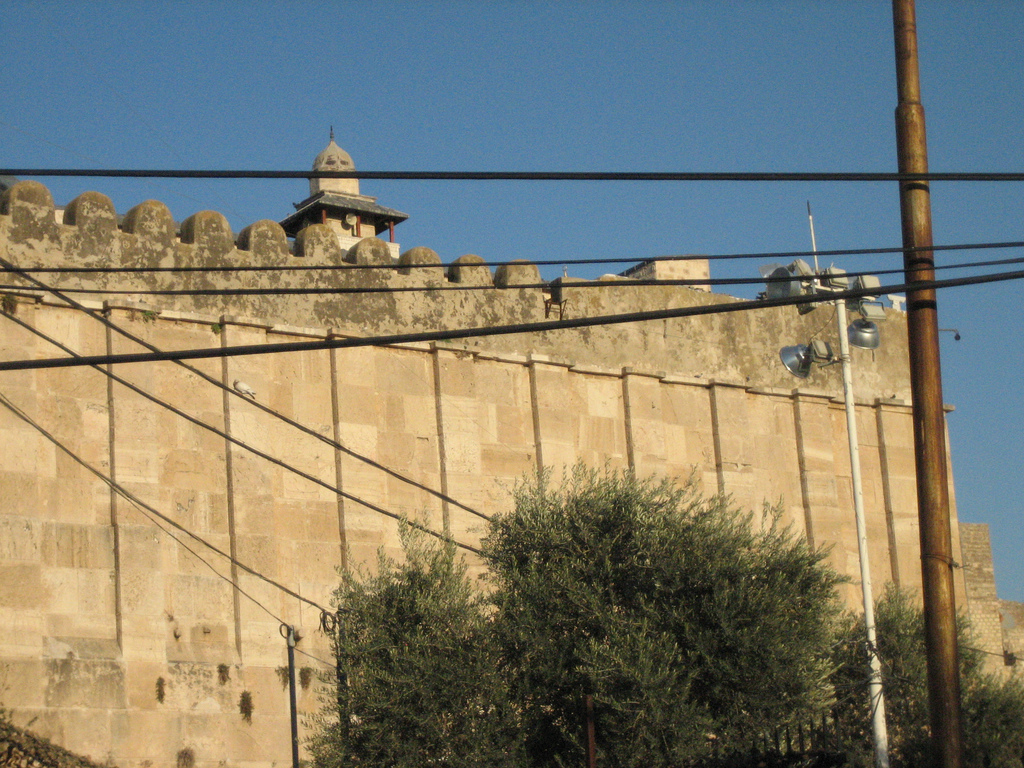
[
  {"xmin": 310, "ymin": 129, "xmax": 358, "ymax": 196},
  {"xmin": 312, "ymin": 132, "xmax": 354, "ymax": 172}
]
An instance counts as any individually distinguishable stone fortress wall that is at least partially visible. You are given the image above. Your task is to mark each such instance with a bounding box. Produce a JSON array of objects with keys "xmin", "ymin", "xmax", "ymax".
[{"xmin": 0, "ymin": 177, "xmax": 1012, "ymax": 768}]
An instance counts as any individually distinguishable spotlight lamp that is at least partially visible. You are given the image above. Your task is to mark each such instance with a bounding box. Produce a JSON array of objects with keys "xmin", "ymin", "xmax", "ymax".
[
  {"xmin": 856, "ymin": 301, "xmax": 887, "ymax": 322},
  {"xmin": 779, "ymin": 339, "xmax": 835, "ymax": 378},
  {"xmin": 779, "ymin": 345, "xmax": 813, "ymax": 379},
  {"xmin": 848, "ymin": 319, "xmax": 881, "ymax": 350},
  {"xmin": 823, "ymin": 266, "xmax": 848, "ymax": 289},
  {"xmin": 853, "ymin": 274, "xmax": 882, "ymax": 300},
  {"xmin": 759, "ymin": 259, "xmax": 818, "ymax": 313}
]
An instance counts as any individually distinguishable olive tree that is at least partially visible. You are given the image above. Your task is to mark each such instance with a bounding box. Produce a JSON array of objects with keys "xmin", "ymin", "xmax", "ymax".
[
  {"xmin": 831, "ymin": 586, "xmax": 1024, "ymax": 768},
  {"xmin": 484, "ymin": 467, "xmax": 844, "ymax": 767}
]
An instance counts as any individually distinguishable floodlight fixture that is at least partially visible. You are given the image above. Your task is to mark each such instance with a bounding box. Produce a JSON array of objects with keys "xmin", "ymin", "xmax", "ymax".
[
  {"xmin": 823, "ymin": 266, "xmax": 848, "ymax": 290},
  {"xmin": 760, "ymin": 259, "xmax": 820, "ymax": 312},
  {"xmin": 853, "ymin": 274, "xmax": 882, "ymax": 301},
  {"xmin": 857, "ymin": 301, "xmax": 888, "ymax": 322},
  {"xmin": 779, "ymin": 345, "xmax": 813, "ymax": 378},
  {"xmin": 848, "ymin": 319, "xmax": 881, "ymax": 350},
  {"xmin": 790, "ymin": 259, "xmax": 815, "ymax": 277},
  {"xmin": 809, "ymin": 339, "xmax": 834, "ymax": 363}
]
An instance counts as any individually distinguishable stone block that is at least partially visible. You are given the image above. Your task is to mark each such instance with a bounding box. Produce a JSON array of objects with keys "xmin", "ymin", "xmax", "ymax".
[
  {"xmin": 348, "ymin": 236, "xmax": 392, "ymax": 266},
  {"xmin": 494, "ymin": 259, "xmax": 540, "ymax": 287},
  {"xmin": 398, "ymin": 245, "xmax": 441, "ymax": 276},
  {"xmin": 292, "ymin": 223, "xmax": 341, "ymax": 263},
  {"xmin": 448, "ymin": 253, "xmax": 493, "ymax": 285},
  {"xmin": 121, "ymin": 199, "xmax": 177, "ymax": 256},
  {"xmin": 180, "ymin": 211, "xmax": 235, "ymax": 264},
  {"xmin": 63, "ymin": 191, "xmax": 119, "ymax": 260},
  {"xmin": 0, "ymin": 563, "xmax": 45, "ymax": 609},
  {"xmin": 45, "ymin": 656, "xmax": 126, "ymax": 709},
  {"xmin": 1, "ymin": 180, "xmax": 59, "ymax": 244},
  {"xmin": 236, "ymin": 219, "xmax": 290, "ymax": 263}
]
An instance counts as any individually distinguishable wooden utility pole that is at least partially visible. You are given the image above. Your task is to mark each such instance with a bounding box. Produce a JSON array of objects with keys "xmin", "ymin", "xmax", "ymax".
[{"xmin": 891, "ymin": 2, "xmax": 965, "ymax": 766}]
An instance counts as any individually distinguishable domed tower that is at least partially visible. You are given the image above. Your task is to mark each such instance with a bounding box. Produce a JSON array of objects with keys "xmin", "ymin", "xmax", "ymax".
[
  {"xmin": 280, "ymin": 130, "xmax": 408, "ymax": 248},
  {"xmin": 309, "ymin": 133, "xmax": 359, "ymax": 197}
]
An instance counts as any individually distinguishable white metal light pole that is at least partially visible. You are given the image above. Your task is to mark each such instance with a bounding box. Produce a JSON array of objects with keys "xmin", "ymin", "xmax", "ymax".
[
  {"xmin": 835, "ymin": 296, "xmax": 890, "ymax": 768},
  {"xmin": 806, "ymin": 205, "xmax": 889, "ymax": 768}
]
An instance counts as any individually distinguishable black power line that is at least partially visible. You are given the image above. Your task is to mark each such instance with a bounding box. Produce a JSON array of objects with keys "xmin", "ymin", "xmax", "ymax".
[
  {"xmin": 6, "ymin": 168, "xmax": 1024, "ymax": 181},
  {"xmin": 5, "ymin": 251, "xmax": 1024, "ymax": 298},
  {"xmin": 0, "ymin": 307, "xmax": 482, "ymax": 553},
  {"xmin": 3, "ymin": 267, "xmax": 1022, "ymax": 373},
  {"xmin": 0, "ymin": 252, "xmax": 490, "ymax": 524},
  {"xmin": 9, "ymin": 239, "xmax": 1023, "ymax": 274},
  {"xmin": 0, "ymin": 391, "xmax": 333, "ymax": 615}
]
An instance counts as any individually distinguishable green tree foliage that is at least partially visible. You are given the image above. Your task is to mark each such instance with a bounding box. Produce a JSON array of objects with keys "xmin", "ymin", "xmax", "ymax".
[
  {"xmin": 483, "ymin": 467, "xmax": 844, "ymax": 767},
  {"xmin": 311, "ymin": 469, "xmax": 846, "ymax": 768},
  {"xmin": 831, "ymin": 585, "xmax": 1024, "ymax": 767},
  {"xmin": 308, "ymin": 524, "xmax": 526, "ymax": 768}
]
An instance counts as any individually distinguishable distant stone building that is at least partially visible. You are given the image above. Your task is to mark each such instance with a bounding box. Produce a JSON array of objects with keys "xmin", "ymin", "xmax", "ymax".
[{"xmin": 0, "ymin": 138, "xmax": 1016, "ymax": 768}]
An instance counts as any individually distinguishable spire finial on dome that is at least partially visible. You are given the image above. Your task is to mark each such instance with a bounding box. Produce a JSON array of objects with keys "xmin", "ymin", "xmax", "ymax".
[{"xmin": 329, "ymin": 125, "xmax": 334, "ymax": 142}]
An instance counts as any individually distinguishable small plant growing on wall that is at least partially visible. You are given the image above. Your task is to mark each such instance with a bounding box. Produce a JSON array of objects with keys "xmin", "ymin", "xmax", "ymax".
[
  {"xmin": 141, "ymin": 310, "xmax": 158, "ymax": 323},
  {"xmin": 155, "ymin": 677, "xmax": 166, "ymax": 703},
  {"xmin": 276, "ymin": 666, "xmax": 290, "ymax": 689},
  {"xmin": 217, "ymin": 664, "xmax": 230, "ymax": 685},
  {"xmin": 0, "ymin": 294, "xmax": 16, "ymax": 315},
  {"xmin": 211, "ymin": 323, "xmax": 222, "ymax": 335},
  {"xmin": 238, "ymin": 691, "xmax": 253, "ymax": 723},
  {"xmin": 176, "ymin": 748, "xmax": 195, "ymax": 768}
]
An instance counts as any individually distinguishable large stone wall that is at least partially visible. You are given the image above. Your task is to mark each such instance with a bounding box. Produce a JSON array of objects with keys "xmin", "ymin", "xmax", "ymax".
[
  {"xmin": 0, "ymin": 181, "xmax": 975, "ymax": 768},
  {"xmin": 959, "ymin": 523, "xmax": 1009, "ymax": 673}
]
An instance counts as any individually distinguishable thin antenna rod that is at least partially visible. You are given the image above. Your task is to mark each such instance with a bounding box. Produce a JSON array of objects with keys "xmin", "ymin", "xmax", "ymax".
[{"xmin": 807, "ymin": 201, "xmax": 820, "ymax": 273}]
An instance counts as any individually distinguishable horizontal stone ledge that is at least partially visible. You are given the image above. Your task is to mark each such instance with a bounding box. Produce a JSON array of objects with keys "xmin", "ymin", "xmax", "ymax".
[
  {"xmin": 568, "ymin": 363, "xmax": 620, "ymax": 377},
  {"xmin": 102, "ymin": 298, "xmax": 158, "ymax": 313},
  {"xmin": 659, "ymin": 374, "xmax": 711, "ymax": 387},
  {"xmin": 527, "ymin": 353, "xmax": 574, "ymax": 368},
  {"xmin": 745, "ymin": 385, "xmax": 796, "ymax": 397},
  {"xmin": 219, "ymin": 314, "xmax": 273, "ymax": 330},
  {"xmin": 159, "ymin": 309, "xmax": 222, "ymax": 326},
  {"xmin": 707, "ymin": 378, "xmax": 749, "ymax": 390},
  {"xmin": 622, "ymin": 366, "xmax": 667, "ymax": 380},
  {"xmin": 472, "ymin": 351, "xmax": 529, "ymax": 365},
  {"xmin": 269, "ymin": 323, "xmax": 328, "ymax": 339}
]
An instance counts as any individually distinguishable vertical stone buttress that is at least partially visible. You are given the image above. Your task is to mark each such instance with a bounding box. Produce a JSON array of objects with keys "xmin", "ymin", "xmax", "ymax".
[
  {"xmin": 329, "ymin": 337, "xmax": 349, "ymax": 571},
  {"xmin": 219, "ymin": 323, "xmax": 244, "ymax": 657},
  {"xmin": 105, "ymin": 323, "xmax": 124, "ymax": 650},
  {"xmin": 875, "ymin": 400, "xmax": 904, "ymax": 587},
  {"xmin": 528, "ymin": 358, "xmax": 546, "ymax": 472},
  {"xmin": 621, "ymin": 371, "xmax": 637, "ymax": 472},
  {"xmin": 708, "ymin": 384, "xmax": 728, "ymax": 497},
  {"xmin": 430, "ymin": 346, "xmax": 453, "ymax": 535},
  {"xmin": 792, "ymin": 392, "xmax": 837, "ymax": 550}
]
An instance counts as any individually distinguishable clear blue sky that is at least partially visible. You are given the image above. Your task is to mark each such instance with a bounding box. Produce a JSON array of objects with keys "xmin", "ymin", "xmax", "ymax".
[{"xmin": 4, "ymin": 1, "xmax": 1023, "ymax": 602}]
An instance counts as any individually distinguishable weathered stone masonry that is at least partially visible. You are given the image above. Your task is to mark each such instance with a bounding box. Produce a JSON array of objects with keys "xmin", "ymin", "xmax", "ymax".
[{"xmin": 0, "ymin": 174, "xmax": 1005, "ymax": 768}]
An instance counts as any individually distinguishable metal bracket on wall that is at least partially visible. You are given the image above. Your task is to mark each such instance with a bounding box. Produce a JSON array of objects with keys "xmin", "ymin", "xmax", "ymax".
[{"xmin": 545, "ymin": 298, "xmax": 568, "ymax": 319}]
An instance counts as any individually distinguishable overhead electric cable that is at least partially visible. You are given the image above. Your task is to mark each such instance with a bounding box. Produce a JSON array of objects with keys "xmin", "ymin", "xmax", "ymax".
[
  {"xmin": 6, "ymin": 168, "xmax": 1024, "ymax": 181},
  {"xmin": 0, "ymin": 307, "xmax": 482, "ymax": 551},
  {"xmin": 6, "ymin": 250, "xmax": 1023, "ymax": 298},
  {"xmin": 125, "ymin": 492, "xmax": 286, "ymax": 625},
  {"xmin": 294, "ymin": 647, "xmax": 336, "ymax": 667},
  {"xmin": 0, "ymin": 252, "xmax": 490, "ymax": 523},
  {"xmin": 10, "ymin": 239, "xmax": 1024, "ymax": 274},
  {"xmin": 3, "ymin": 266, "xmax": 1021, "ymax": 373},
  {"xmin": 0, "ymin": 390, "xmax": 332, "ymax": 615}
]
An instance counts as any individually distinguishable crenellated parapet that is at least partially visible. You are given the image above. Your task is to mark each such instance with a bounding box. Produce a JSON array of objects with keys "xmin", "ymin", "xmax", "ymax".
[
  {"xmin": 0, "ymin": 180, "xmax": 913, "ymax": 399},
  {"xmin": 0, "ymin": 180, "xmax": 505, "ymax": 284}
]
